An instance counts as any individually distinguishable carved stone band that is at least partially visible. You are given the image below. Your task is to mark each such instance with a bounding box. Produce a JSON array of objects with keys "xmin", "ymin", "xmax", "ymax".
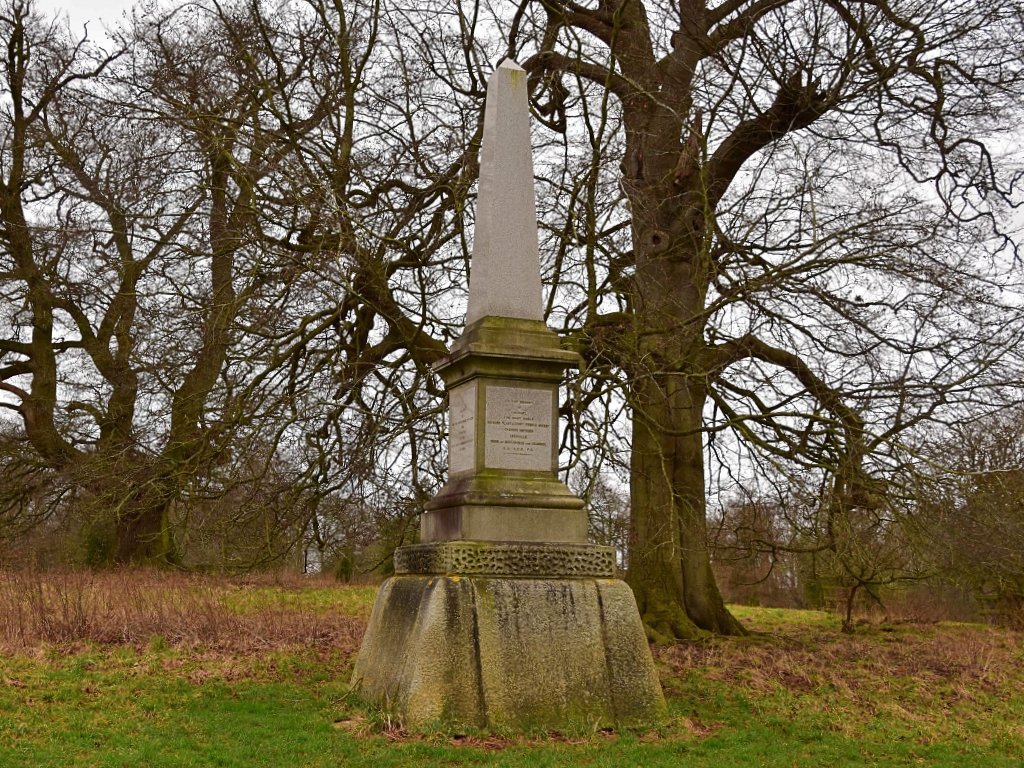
[{"xmin": 394, "ymin": 541, "xmax": 616, "ymax": 578}]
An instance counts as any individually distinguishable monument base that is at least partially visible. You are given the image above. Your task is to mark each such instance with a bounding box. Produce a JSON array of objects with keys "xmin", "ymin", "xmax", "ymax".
[
  {"xmin": 350, "ymin": 547, "xmax": 666, "ymax": 732},
  {"xmin": 422, "ymin": 471, "xmax": 588, "ymax": 543}
]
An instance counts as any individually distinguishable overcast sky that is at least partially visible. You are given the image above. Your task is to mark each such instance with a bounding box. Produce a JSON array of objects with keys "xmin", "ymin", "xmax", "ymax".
[{"xmin": 36, "ymin": 0, "xmax": 136, "ymax": 33}]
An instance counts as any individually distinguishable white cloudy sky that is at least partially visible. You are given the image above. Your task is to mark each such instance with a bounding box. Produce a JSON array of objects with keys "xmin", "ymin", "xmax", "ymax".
[{"xmin": 37, "ymin": 0, "xmax": 136, "ymax": 32}]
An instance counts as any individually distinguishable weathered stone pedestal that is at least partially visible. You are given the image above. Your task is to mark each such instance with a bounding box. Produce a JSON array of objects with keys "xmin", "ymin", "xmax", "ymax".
[
  {"xmin": 351, "ymin": 543, "xmax": 665, "ymax": 731},
  {"xmin": 350, "ymin": 319, "xmax": 666, "ymax": 731},
  {"xmin": 350, "ymin": 58, "xmax": 665, "ymax": 731}
]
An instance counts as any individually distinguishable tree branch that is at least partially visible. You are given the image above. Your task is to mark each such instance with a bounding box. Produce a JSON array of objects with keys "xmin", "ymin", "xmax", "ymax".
[
  {"xmin": 711, "ymin": 333, "xmax": 864, "ymax": 434},
  {"xmin": 705, "ymin": 71, "xmax": 829, "ymax": 209},
  {"xmin": 708, "ymin": 0, "xmax": 794, "ymax": 49},
  {"xmin": 524, "ymin": 50, "xmax": 638, "ymax": 103}
]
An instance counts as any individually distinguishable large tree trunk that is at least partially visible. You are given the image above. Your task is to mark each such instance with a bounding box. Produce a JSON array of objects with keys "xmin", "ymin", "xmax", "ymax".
[
  {"xmin": 627, "ymin": 377, "xmax": 702, "ymax": 642},
  {"xmin": 114, "ymin": 493, "xmax": 178, "ymax": 565},
  {"xmin": 624, "ymin": 225, "xmax": 746, "ymax": 640},
  {"xmin": 111, "ymin": 463, "xmax": 180, "ymax": 566}
]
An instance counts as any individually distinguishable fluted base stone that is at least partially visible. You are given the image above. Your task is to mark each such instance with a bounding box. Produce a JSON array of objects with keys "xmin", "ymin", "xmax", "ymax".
[{"xmin": 351, "ymin": 546, "xmax": 666, "ymax": 732}]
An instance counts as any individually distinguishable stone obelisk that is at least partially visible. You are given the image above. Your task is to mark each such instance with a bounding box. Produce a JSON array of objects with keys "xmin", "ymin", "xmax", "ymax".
[{"xmin": 351, "ymin": 59, "xmax": 665, "ymax": 732}]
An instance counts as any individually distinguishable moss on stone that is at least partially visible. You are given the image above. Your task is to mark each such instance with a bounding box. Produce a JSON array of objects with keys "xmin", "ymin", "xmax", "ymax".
[{"xmin": 352, "ymin": 575, "xmax": 666, "ymax": 732}]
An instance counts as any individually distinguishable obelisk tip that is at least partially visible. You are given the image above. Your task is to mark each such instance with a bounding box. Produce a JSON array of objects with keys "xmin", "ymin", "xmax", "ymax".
[
  {"xmin": 496, "ymin": 57, "xmax": 525, "ymax": 72},
  {"xmin": 464, "ymin": 54, "xmax": 544, "ymax": 325}
]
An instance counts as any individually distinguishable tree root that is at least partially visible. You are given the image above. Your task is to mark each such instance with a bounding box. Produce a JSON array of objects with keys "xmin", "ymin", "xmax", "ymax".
[{"xmin": 639, "ymin": 591, "xmax": 710, "ymax": 644}]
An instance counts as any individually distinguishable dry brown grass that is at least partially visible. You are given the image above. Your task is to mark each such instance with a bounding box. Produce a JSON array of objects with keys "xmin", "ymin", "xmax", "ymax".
[
  {"xmin": 0, "ymin": 568, "xmax": 366, "ymax": 657},
  {"xmin": 656, "ymin": 610, "xmax": 1024, "ymax": 710}
]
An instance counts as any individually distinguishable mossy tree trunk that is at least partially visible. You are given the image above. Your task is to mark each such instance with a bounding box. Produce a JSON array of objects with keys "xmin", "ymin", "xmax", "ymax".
[
  {"xmin": 624, "ymin": 189, "xmax": 747, "ymax": 640},
  {"xmin": 528, "ymin": 0, "xmax": 836, "ymax": 639}
]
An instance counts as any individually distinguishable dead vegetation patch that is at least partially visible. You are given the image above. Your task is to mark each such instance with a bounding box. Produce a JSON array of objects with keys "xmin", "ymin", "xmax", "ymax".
[
  {"xmin": 655, "ymin": 614, "xmax": 1023, "ymax": 707},
  {"xmin": 0, "ymin": 569, "xmax": 366, "ymax": 657},
  {"xmin": 331, "ymin": 708, "xmax": 722, "ymax": 747}
]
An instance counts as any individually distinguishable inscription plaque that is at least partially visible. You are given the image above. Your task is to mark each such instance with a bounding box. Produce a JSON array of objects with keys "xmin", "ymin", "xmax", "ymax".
[
  {"xmin": 449, "ymin": 381, "xmax": 477, "ymax": 474},
  {"xmin": 484, "ymin": 386, "xmax": 552, "ymax": 471}
]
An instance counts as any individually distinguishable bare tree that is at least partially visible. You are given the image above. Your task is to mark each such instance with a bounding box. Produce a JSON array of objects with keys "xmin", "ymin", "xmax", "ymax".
[
  {"xmin": 0, "ymin": 0, "xmax": 384, "ymax": 563},
  {"xmin": 487, "ymin": 0, "xmax": 1024, "ymax": 640},
  {"xmin": 712, "ymin": 478, "xmax": 927, "ymax": 631},
  {"xmin": 275, "ymin": 0, "xmax": 1024, "ymax": 638},
  {"xmin": 0, "ymin": 0, "xmax": 483, "ymax": 568}
]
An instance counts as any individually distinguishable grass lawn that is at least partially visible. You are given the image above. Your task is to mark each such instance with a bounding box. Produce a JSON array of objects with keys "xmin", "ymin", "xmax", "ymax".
[{"xmin": 0, "ymin": 572, "xmax": 1021, "ymax": 767}]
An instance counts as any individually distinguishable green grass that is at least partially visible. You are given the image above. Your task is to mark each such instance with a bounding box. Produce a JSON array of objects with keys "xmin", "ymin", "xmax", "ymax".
[{"xmin": 0, "ymin": 578, "xmax": 1022, "ymax": 767}]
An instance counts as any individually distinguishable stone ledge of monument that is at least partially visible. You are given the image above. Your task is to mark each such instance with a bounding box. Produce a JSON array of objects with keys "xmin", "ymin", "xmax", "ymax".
[
  {"xmin": 424, "ymin": 475, "xmax": 585, "ymax": 511},
  {"xmin": 434, "ymin": 357, "xmax": 570, "ymax": 388},
  {"xmin": 436, "ymin": 316, "xmax": 580, "ymax": 370},
  {"xmin": 423, "ymin": 492, "xmax": 585, "ymax": 510},
  {"xmin": 426, "ymin": 469, "xmax": 580, "ymax": 486},
  {"xmin": 393, "ymin": 540, "xmax": 617, "ymax": 578}
]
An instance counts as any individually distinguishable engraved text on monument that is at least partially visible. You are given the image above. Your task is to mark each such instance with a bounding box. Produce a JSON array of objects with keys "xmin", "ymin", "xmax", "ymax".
[
  {"xmin": 484, "ymin": 386, "xmax": 552, "ymax": 471},
  {"xmin": 449, "ymin": 381, "xmax": 477, "ymax": 474}
]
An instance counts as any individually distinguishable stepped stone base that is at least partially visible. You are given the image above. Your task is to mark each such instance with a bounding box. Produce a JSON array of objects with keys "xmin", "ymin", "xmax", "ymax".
[
  {"xmin": 351, "ymin": 545, "xmax": 666, "ymax": 731},
  {"xmin": 421, "ymin": 504, "xmax": 588, "ymax": 543}
]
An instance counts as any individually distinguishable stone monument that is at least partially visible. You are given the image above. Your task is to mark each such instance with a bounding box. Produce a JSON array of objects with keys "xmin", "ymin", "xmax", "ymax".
[{"xmin": 351, "ymin": 59, "xmax": 666, "ymax": 732}]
